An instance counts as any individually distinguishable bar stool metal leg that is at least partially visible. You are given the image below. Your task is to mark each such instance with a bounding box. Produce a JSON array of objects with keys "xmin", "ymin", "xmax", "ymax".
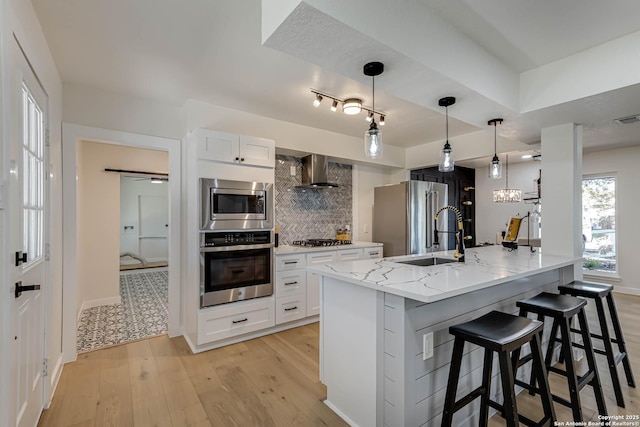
[
  {"xmin": 594, "ymin": 295, "xmax": 625, "ymax": 407},
  {"xmin": 530, "ymin": 332, "xmax": 556, "ymax": 422},
  {"xmin": 441, "ymin": 337, "xmax": 465, "ymax": 427},
  {"xmin": 498, "ymin": 351, "xmax": 518, "ymax": 427},
  {"xmin": 577, "ymin": 309, "xmax": 608, "ymax": 417},
  {"xmin": 558, "ymin": 316, "xmax": 584, "ymax": 421},
  {"xmin": 606, "ymin": 293, "xmax": 636, "ymax": 388},
  {"xmin": 479, "ymin": 349, "xmax": 493, "ymax": 427}
]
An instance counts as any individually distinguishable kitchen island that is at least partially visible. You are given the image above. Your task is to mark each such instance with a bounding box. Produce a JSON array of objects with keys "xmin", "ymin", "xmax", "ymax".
[{"xmin": 307, "ymin": 245, "xmax": 580, "ymax": 427}]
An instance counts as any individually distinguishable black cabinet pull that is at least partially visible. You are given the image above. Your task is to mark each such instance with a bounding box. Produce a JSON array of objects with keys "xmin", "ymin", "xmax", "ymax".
[
  {"xmin": 283, "ymin": 261, "xmax": 298, "ymax": 265},
  {"xmin": 284, "ymin": 306, "xmax": 298, "ymax": 311},
  {"xmin": 240, "ymin": 158, "xmax": 245, "ymax": 162},
  {"xmin": 284, "ymin": 281, "xmax": 298, "ymax": 286},
  {"xmin": 369, "ymin": 251, "xmax": 379, "ymax": 256},
  {"xmin": 232, "ymin": 318, "xmax": 248, "ymax": 324},
  {"xmin": 235, "ymin": 157, "xmax": 240, "ymax": 161}
]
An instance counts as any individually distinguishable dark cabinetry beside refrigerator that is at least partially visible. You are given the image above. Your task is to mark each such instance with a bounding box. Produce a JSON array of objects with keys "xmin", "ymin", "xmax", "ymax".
[{"xmin": 410, "ymin": 166, "xmax": 476, "ymax": 248}]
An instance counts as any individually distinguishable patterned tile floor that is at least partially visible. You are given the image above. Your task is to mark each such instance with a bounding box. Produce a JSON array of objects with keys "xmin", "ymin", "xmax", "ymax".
[{"xmin": 76, "ymin": 269, "xmax": 168, "ymax": 352}]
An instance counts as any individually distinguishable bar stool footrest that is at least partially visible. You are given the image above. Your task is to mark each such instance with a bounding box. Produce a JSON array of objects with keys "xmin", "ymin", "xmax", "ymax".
[{"xmin": 451, "ymin": 386, "xmax": 485, "ymax": 413}]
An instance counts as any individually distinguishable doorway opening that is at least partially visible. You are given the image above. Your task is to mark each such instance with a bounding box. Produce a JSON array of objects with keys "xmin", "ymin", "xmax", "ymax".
[{"xmin": 62, "ymin": 124, "xmax": 181, "ymax": 361}]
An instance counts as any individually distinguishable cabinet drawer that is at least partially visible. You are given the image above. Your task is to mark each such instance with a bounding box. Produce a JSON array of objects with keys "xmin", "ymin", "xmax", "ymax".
[
  {"xmin": 362, "ymin": 247, "xmax": 383, "ymax": 259},
  {"xmin": 275, "ymin": 269, "xmax": 306, "ymax": 297},
  {"xmin": 336, "ymin": 248, "xmax": 363, "ymax": 261},
  {"xmin": 276, "ymin": 254, "xmax": 306, "ymax": 271},
  {"xmin": 197, "ymin": 298, "xmax": 274, "ymax": 344},
  {"xmin": 306, "ymin": 251, "xmax": 337, "ymax": 265},
  {"xmin": 275, "ymin": 294, "xmax": 307, "ymax": 325}
]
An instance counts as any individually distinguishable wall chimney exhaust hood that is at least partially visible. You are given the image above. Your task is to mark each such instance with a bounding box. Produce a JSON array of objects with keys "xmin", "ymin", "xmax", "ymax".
[{"xmin": 297, "ymin": 154, "xmax": 338, "ymax": 188}]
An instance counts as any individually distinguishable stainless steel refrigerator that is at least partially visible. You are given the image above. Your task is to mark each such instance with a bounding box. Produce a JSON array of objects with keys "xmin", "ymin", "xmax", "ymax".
[{"xmin": 373, "ymin": 181, "xmax": 452, "ymax": 257}]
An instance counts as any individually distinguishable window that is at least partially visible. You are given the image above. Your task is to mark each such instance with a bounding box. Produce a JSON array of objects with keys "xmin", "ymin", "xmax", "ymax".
[
  {"xmin": 582, "ymin": 175, "xmax": 616, "ymax": 275},
  {"xmin": 22, "ymin": 82, "xmax": 45, "ymax": 265}
]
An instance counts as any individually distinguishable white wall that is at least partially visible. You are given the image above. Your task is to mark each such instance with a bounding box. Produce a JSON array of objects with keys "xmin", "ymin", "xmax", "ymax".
[
  {"xmin": 583, "ymin": 146, "xmax": 640, "ymax": 294},
  {"xmin": 475, "ymin": 160, "xmax": 542, "ymax": 244},
  {"xmin": 352, "ymin": 165, "xmax": 405, "ymax": 241},
  {"xmin": 1, "ymin": 0, "xmax": 64, "ymax": 419},
  {"xmin": 77, "ymin": 141, "xmax": 168, "ymax": 310},
  {"xmin": 120, "ymin": 176, "xmax": 169, "ymax": 262}
]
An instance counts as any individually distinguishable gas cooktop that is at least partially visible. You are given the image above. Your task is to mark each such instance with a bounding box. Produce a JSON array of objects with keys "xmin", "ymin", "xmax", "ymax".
[{"xmin": 291, "ymin": 239, "xmax": 352, "ymax": 247}]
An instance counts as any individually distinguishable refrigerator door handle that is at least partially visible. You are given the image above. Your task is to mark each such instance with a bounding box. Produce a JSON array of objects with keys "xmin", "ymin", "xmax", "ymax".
[{"xmin": 426, "ymin": 191, "xmax": 437, "ymax": 250}]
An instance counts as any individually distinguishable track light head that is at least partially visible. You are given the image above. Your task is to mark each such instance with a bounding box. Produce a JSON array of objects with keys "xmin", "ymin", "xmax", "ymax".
[{"xmin": 313, "ymin": 94, "xmax": 322, "ymax": 107}]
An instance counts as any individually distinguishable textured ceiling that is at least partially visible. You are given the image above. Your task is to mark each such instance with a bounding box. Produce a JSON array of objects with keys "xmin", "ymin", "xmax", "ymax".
[{"xmin": 31, "ymin": 0, "xmax": 640, "ymax": 157}]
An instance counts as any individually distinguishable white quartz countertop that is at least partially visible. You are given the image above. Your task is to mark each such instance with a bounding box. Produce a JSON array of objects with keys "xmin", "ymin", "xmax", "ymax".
[
  {"xmin": 306, "ymin": 246, "xmax": 580, "ymax": 304},
  {"xmin": 275, "ymin": 241, "xmax": 383, "ymax": 255}
]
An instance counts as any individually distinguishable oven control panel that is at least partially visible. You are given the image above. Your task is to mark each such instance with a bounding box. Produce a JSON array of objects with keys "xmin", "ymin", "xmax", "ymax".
[{"xmin": 201, "ymin": 230, "xmax": 272, "ymax": 247}]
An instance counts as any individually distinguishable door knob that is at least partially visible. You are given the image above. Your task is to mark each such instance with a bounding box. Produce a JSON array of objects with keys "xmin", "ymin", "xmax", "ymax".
[{"xmin": 15, "ymin": 281, "xmax": 41, "ymax": 298}]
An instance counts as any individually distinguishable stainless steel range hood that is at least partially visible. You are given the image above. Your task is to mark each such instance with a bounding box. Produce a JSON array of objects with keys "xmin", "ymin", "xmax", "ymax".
[{"xmin": 298, "ymin": 154, "xmax": 338, "ymax": 188}]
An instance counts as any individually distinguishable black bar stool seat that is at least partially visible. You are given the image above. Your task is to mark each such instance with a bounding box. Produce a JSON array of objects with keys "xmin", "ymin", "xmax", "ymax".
[
  {"xmin": 515, "ymin": 292, "xmax": 608, "ymax": 422},
  {"xmin": 559, "ymin": 280, "xmax": 635, "ymax": 407},
  {"xmin": 441, "ymin": 310, "xmax": 555, "ymax": 427}
]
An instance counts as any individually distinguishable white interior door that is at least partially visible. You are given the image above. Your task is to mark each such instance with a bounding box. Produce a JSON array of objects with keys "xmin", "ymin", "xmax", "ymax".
[
  {"xmin": 9, "ymin": 39, "xmax": 48, "ymax": 427},
  {"xmin": 139, "ymin": 195, "xmax": 168, "ymax": 262}
]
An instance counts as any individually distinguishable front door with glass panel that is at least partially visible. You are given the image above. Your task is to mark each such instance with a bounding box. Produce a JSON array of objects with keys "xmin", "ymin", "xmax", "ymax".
[{"xmin": 9, "ymin": 38, "xmax": 49, "ymax": 427}]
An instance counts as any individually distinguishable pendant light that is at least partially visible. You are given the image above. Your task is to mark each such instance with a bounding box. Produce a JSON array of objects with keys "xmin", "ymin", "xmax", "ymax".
[
  {"xmin": 438, "ymin": 97, "xmax": 456, "ymax": 172},
  {"xmin": 363, "ymin": 61, "xmax": 384, "ymax": 159},
  {"xmin": 488, "ymin": 118, "xmax": 503, "ymax": 179},
  {"xmin": 493, "ymin": 154, "xmax": 522, "ymax": 203}
]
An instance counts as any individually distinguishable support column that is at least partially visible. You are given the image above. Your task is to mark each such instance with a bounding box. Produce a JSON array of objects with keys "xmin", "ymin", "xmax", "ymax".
[{"xmin": 541, "ymin": 123, "xmax": 583, "ymax": 279}]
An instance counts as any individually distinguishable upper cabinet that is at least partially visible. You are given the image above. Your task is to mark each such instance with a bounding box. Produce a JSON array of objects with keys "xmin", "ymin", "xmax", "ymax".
[{"xmin": 197, "ymin": 129, "xmax": 275, "ymax": 168}]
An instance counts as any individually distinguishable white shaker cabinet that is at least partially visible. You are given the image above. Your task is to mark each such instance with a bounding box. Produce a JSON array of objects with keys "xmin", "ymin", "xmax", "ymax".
[
  {"xmin": 306, "ymin": 251, "xmax": 337, "ymax": 317},
  {"xmin": 196, "ymin": 129, "xmax": 275, "ymax": 168},
  {"xmin": 362, "ymin": 246, "xmax": 383, "ymax": 259}
]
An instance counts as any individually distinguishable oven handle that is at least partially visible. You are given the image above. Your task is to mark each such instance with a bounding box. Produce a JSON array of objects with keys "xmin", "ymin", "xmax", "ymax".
[{"xmin": 200, "ymin": 243, "xmax": 274, "ymax": 253}]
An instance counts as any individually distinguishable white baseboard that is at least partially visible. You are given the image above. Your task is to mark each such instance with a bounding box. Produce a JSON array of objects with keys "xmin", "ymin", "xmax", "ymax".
[
  {"xmin": 77, "ymin": 296, "xmax": 122, "ymax": 321},
  {"xmin": 612, "ymin": 286, "xmax": 640, "ymax": 297},
  {"xmin": 185, "ymin": 316, "xmax": 319, "ymax": 354}
]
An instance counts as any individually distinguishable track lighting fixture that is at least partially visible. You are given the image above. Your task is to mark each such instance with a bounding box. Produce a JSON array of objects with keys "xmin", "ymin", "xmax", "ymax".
[
  {"xmin": 363, "ymin": 61, "xmax": 384, "ymax": 159},
  {"xmin": 438, "ymin": 96, "xmax": 456, "ymax": 172},
  {"xmin": 310, "ymin": 90, "xmax": 387, "ymax": 125},
  {"xmin": 488, "ymin": 118, "xmax": 503, "ymax": 179}
]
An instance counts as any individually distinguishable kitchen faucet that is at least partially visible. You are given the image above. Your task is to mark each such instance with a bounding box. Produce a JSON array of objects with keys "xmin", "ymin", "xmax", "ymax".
[{"xmin": 433, "ymin": 205, "xmax": 465, "ymax": 263}]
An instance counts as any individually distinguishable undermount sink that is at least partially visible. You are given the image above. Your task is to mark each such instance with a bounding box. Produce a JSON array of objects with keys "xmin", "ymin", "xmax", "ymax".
[{"xmin": 397, "ymin": 257, "xmax": 457, "ymax": 267}]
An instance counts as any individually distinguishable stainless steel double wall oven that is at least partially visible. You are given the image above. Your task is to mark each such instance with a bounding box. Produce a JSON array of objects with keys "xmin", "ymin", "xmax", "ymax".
[{"xmin": 199, "ymin": 179, "xmax": 274, "ymax": 308}]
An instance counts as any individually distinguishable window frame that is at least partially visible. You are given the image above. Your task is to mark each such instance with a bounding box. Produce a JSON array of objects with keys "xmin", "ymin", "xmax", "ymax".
[{"xmin": 581, "ymin": 172, "xmax": 619, "ymax": 279}]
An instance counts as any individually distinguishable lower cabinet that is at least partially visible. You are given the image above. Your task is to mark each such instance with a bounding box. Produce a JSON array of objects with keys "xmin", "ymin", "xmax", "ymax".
[
  {"xmin": 274, "ymin": 245, "xmax": 384, "ymax": 324},
  {"xmin": 275, "ymin": 294, "xmax": 307, "ymax": 324},
  {"xmin": 197, "ymin": 297, "xmax": 275, "ymax": 345},
  {"xmin": 306, "ymin": 251, "xmax": 337, "ymax": 316}
]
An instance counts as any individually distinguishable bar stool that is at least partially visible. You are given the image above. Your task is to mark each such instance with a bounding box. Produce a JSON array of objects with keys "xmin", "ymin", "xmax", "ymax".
[
  {"xmin": 441, "ymin": 310, "xmax": 555, "ymax": 427},
  {"xmin": 558, "ymin": 280, "xmax": 635, "ymax": 407},
  {"xmin": 515, "ymin": 292, "xmax": 607, "ymax": 421}
]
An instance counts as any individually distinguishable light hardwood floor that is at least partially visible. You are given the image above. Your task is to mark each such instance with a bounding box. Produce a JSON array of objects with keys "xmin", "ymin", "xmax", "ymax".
[{"xmin": 39, "ymin": 294, "xmax": 640, "ymax": 427}]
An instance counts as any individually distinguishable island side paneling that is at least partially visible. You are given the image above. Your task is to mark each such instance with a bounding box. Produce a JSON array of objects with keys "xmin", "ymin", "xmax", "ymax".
[{"xmin": 383, "ymin": 267, "xmax": 573, "ymax": 427}]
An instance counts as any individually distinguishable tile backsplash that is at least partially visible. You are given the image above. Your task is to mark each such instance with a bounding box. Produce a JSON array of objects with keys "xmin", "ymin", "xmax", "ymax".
[{"xmin": 274, "ymin": 154, "xmax": 352, "ymax": 244}]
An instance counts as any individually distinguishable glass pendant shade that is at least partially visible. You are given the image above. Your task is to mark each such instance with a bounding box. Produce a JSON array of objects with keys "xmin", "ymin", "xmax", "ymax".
[
  {"xmin": 365, "ymin": 121, "xmax": 383, "ymax": 159},
  {"xmin": 439, "ymin": 142, "xmax": 454, "ymax": 172},
  {"xmin": 493, "ymin": 188, "xmax": 522, "ymax": 203},
  {"xmin": 489, "ymin": 156, "xmax": 502, "ymax": 179}
]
